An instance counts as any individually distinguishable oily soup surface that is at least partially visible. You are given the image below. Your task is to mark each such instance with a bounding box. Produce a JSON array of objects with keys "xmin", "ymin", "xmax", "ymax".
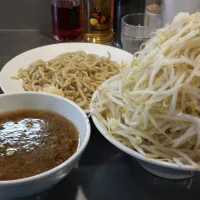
[{"xmin": 0, "ymin": 109, "xmax": 79, "ymax": 180}]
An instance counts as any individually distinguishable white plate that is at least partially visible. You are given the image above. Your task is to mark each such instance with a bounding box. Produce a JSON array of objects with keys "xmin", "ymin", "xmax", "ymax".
[{"xmin": 0, "ymin": 43, "xmax": 133, "ymax": 112}]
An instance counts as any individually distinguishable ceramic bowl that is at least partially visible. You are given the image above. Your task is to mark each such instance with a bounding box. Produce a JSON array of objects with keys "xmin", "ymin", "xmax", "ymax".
[{"xmin": 0, "ymin": 92, "xmax": 90, "ymax": 199}]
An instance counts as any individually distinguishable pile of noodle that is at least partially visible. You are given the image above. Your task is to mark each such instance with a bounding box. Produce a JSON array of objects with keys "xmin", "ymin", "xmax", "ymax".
[{"xmin": 14, "ymin": 51, "xmax": 120, "ymax": 109}]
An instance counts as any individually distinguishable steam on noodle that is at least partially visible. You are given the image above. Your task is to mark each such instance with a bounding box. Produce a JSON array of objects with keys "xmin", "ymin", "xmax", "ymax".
[
  {"xmin": 91, "ymin": 12, "xmax": 200, "ymax": 168},
  {"xmin": 13, "ymin": 51, "xmax": 120, "ymax": 109}
]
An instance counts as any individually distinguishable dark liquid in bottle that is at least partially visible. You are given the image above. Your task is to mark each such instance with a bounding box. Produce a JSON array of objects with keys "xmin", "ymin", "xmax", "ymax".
[
  {"xmin": 113, "ymin": 0, "xmax": 145, "ymax": 47},
  {"xmin": 51, "ymin": 4, "xmax": 81, "ymax": 41}
]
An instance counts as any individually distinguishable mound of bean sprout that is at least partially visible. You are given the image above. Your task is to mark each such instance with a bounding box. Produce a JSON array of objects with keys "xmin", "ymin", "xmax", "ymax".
[{"xmin": 91, "ymin": 12, "xmax": 200, "ymax": 168}]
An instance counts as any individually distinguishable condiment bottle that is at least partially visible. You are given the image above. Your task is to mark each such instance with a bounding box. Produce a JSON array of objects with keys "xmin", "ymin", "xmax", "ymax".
[
  {"xmin": 82, "ymin": 0, "xmax": 114, "ymax": 43},
  {"xmin": 113, "ymin": 0, "xmax": 145, "ymax": 48},
  {"xmin": 51, "ymin": 0, "xmax": 82, "ymax": 41}
]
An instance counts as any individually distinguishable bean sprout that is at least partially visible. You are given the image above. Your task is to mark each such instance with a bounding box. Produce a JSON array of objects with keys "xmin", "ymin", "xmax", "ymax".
[{"xmin": 91, "ymin": 12, "xmax": 200, "ymax": 168}]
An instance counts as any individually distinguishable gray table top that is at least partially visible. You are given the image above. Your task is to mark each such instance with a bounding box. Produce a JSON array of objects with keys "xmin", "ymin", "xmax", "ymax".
[{"xmin": 0, "ymin": 1, "xmax": 200, "ymax": 200}]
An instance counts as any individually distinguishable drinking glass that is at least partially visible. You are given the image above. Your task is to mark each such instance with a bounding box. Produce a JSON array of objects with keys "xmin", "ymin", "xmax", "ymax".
[
  {"xmin": 121, "ymin": 13, "xmax": 161, "ymax": 54},
  {"xmin": 51, "ymin": 0, "xmax": 82, "ymax": 41}
]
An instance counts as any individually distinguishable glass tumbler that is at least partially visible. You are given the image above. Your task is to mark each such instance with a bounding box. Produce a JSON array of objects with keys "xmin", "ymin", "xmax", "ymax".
[
  {"xmin": 121, "ymin": 13, "xmax": 161, "ymax": 54},
  {"xmin": 51, "ymin": 0, "xmax": 82, "ymax": 41}
]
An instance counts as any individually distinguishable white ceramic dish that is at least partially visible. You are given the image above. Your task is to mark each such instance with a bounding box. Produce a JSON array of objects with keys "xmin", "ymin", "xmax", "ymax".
[
  {"xmin": 0, "ymin": 43, "xmax": 133, "ymax": 113},
  {"xmin": 91, "ymin": 78, "xmax": 200, "ymax": 179},
  {"xmin": 0, "ymin": 92, "xmax": 90, "ymax": 199}
]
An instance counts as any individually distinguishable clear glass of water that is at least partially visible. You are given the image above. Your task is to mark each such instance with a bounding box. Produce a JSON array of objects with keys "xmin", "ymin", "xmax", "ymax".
[{"xmin": 121, "ymin": 13, "xmax": 161, "ymax": 54}]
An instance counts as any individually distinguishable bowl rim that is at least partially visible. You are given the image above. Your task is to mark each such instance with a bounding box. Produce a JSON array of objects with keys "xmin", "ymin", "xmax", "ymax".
[
  {"xmin": 0, "ymin": 92, "xmax": 91, "ymax": 184},
  {"xmin": 90, "ymin": 80, "xmax": 200, "ymax": 172}
]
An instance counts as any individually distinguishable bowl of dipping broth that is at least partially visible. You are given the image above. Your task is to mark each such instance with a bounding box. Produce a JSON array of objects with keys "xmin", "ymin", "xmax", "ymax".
[{"xmin": 0, "ymin": 92, "xmax": 90, "ymax": 199}]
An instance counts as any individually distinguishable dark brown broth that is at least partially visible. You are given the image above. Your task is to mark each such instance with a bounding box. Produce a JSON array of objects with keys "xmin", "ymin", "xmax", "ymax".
[{"xmin": 0, "ymin": 109, "xmax": 79, "ymax": 180}]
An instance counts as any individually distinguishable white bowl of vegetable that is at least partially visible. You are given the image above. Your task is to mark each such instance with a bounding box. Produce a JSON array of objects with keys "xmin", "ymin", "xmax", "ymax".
[{"xmin": 91, "ymin": 12, "xmax": 200, "ymax": 179}]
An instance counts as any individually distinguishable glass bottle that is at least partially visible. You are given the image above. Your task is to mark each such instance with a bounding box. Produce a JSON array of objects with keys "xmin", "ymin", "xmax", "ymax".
[
  {"xmin": 113, "ymin": 0, "xmax": 146, "ymax": 48},
  {"xmin": 51, "ymin": 0, "xmax": 82, "ymax": 41},
  {"xmin": 82, "ymin": 0, "xmax": 113, "ymax": 43}
]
